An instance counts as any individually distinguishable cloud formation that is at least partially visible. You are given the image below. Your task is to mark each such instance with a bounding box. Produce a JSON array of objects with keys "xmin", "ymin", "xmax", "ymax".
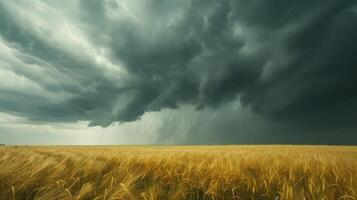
[{"xmin": 0, "ymin": 0, "xmax": 356, "ymax": 137}]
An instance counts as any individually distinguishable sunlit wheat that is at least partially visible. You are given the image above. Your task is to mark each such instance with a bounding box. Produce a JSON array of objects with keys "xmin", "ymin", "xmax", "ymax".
[{"xmin": 0, "ymin": 145, "xmax": 356, "ymax": 199}]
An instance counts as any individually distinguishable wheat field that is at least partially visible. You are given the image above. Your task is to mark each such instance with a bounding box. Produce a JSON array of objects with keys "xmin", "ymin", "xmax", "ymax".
[{"xmin": 0, "ymin": 145, "xmax": 356, "ymax": 200}]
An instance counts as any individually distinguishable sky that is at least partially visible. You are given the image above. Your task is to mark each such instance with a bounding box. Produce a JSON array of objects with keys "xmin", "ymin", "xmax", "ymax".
[{"xmin": 0, "ymin": 0, "xmax": 357, "ymax": 145}]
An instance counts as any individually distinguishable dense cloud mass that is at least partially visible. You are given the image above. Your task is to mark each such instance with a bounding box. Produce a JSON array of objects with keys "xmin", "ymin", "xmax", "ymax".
[{"xmin": 0, "ymin": 0, "xmax": 357, "ymax": 143}]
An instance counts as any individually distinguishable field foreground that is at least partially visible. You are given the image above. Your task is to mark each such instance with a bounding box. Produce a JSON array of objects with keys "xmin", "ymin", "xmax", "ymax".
[{"xmin": 0, "ymin": 145, "xmax": 356, "ymax": 200}]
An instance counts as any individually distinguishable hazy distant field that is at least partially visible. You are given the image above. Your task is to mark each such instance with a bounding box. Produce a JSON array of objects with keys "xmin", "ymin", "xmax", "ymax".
[{"xmin": 0, "ymin": 146, "xmax": 356, "ymax": 200}]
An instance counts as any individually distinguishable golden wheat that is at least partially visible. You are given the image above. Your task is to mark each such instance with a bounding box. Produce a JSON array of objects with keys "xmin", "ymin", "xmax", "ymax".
[{"xmin": 0, "ymin": 145, "xmax": 356, "ymax": 200}]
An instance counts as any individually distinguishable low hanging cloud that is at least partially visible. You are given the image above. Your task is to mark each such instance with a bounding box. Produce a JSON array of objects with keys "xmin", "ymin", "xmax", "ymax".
[{"xmin": 0, "ymin": 0, "xmax": 357, "ymax": 133}]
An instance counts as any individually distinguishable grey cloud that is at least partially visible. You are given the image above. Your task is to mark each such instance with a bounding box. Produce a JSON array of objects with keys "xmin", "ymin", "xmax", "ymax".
[
  {"xmin": 240, "ymin": 1, "xmax": 357, "ymax": 127},
  {"xmin": 0, "ymin": 0, "xmax": 357, "ymax": 143}
]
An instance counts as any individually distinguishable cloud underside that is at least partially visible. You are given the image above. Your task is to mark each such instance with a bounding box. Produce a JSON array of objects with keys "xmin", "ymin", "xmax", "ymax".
[{"xmin": 0, "ymin": 0, "xmax": 357, "ymax": 132}]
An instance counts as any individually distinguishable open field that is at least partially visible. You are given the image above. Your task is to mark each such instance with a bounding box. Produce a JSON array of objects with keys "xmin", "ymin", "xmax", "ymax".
[{"xmin": 0, "ymin": 145, "xmax": 356, "ymax": 200}]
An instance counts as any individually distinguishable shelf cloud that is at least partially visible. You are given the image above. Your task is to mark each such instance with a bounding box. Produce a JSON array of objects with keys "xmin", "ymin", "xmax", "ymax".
[{"xmin": 0, "ymin": 0, "xmax": 356, "ymax": 144}]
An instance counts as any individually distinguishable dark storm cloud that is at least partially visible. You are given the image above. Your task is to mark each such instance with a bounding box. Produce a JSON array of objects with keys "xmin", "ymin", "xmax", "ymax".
[
  {"xmin": 0, "ymin": 0, "xmax": 357, "ymax": 136},
  {"xmin": 240, "ymin": 0, "xmax": 357, "ymax": 128}
]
